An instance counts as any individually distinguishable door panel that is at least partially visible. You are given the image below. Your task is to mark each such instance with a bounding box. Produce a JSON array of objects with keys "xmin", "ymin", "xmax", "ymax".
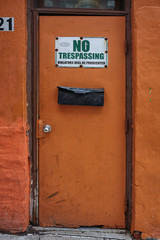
[{"xmin": 39, "ymin": 16, "xmax": 126, "ymax": 228}]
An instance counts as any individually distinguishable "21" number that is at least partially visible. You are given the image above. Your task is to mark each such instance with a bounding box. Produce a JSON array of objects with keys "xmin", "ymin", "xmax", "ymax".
[{"xmin": 0, "ymin": 18, "xmax": 13, "ymax": 31}]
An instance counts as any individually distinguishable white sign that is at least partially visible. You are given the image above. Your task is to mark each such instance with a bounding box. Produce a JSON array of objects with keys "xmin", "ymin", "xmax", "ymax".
[
  {"xmin": 55, "ymin": 37, "xmax": 108, "ymax": 68},
  {"xmin": 0, "ymin": 17, "xmax": 14, "ymax": 31}
]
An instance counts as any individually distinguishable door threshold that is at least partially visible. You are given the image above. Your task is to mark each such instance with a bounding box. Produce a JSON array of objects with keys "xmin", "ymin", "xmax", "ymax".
[{"xmin": 27, "ymin": 226, "xmax": 132, "ymax": 240}]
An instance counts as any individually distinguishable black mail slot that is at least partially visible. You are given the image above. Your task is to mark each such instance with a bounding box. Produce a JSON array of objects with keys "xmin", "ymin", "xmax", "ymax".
[{"xmin": 57, "ymin": 86, "xmax": 104, "ymax": 106}]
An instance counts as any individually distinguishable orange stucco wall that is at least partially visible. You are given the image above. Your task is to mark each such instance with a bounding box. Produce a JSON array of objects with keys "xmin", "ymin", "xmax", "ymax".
[
  {"xmin": 132, "ymin": 0, "xmax": 160, "ymax": 238},
  {"xmin": 0, "ymin": 0, "xmax": 29, "ymax": 233}
]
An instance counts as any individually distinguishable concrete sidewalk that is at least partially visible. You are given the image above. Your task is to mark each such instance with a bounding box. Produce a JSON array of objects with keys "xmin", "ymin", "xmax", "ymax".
[{"xmin": 0, "ymin": 227, "xmax": 132, "ymax": 240}]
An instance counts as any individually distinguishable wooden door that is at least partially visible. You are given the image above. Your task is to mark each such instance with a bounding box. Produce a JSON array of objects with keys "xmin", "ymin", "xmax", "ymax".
[{"xmin": 39, "ymin": 16, "xmax": 126, "ymax": 228}]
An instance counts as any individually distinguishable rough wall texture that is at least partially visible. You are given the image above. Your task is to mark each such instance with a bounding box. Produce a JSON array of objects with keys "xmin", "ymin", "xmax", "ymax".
[
  {"xmin": 132, "ymin": 0, "xmax": 160, "ymax": 238},
  {"xmin": 0, "ymin": 0, "xmax": 29, "ymax": 233}
]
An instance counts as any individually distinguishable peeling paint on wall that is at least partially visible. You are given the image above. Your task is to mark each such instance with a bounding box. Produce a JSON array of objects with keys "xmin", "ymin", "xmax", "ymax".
[{"xmin": 0, "ymin": 0, "xmax": 29, "ymax": 233}]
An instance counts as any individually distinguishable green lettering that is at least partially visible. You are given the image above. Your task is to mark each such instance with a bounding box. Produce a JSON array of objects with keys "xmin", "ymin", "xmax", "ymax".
[
  {"xmin": 71, "ymin": 53, "xmax": 75, "ymax": 59},
  {"xmin": 95, "ymin": 53, "xmax": 100, "ymax": 59},
  {"xmin": 75, "ymin": 53, "xmax": 80, "ymax": 59},
  {"xmin": 63, "ymin": 53, "xmax": 67, "ymax": 59},
  {"xmin": 79, "ymin": 53, "xmax": 84, "ymax": 59},
  {"xmin": 84, "ymin": 53, "xmax": 88, "ymax": 59},
  {"xmin": 100, "ymin": 53, "xmax": 104, "ymax": 60},
  {"xmin": 88, "ymin": 53, "xmax": 92, "ymax": 59},
  {"xmin": 82, "ymin": 40, "xmax": 90, "ymax": 52},
  {"xmin": 59, "ymin": 52, "xmax": 63, "ymax": 59},
  {"xmin": 67, "ymin": 53, "xmax": 71, "ymax": 59},
  {"xmin": 73, "ymin": 40, "xmax": 81, "ymax": 52}
]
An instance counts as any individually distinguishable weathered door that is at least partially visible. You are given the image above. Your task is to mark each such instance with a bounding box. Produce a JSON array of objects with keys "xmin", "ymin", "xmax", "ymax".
[{"xmin": 39, "ymin": 16, "xmax": 126, "ymax": 228}]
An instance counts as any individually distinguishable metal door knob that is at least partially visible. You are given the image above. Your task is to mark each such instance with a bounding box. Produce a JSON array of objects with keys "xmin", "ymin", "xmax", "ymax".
[{"xmin": 43, "ymin": 124, "xmax": 52, "ymax": 133}]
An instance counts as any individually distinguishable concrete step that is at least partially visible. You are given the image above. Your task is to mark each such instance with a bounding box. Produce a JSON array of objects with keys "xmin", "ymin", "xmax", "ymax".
[{"xmin": 0, "ymin": 227, "xmax": 132, "ymax": 240}]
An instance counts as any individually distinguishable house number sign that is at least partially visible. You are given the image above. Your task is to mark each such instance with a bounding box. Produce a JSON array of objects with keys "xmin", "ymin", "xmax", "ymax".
[
  {"xmin": 55, "ymin": 37, "xmax": 108, "ymax": 68},
  {"xmin": 0, "ymin": 17, "xmax": 14, "ymax": 31}
]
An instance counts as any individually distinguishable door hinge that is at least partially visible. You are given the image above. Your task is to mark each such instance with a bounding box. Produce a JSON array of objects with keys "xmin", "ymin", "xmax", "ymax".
[
  {"xmin": 125, "ymin": 39, "xmax": 129, "ymax": 55},
  {"xmin": 37, "ymin": 119, "xmax": 46, "ymax": 138},
  {"xmin": 125, "ymin": 197, "xmax": 128, "ymax": 217},
  {"xmin": 125, "ymin": 118, "xmax": 129, "ymax": 133}
]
